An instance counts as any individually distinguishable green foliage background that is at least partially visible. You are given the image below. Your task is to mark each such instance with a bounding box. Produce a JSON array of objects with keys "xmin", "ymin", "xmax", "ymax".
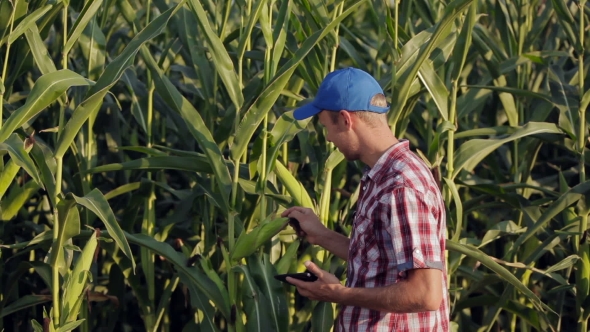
[{"xmin": 0, "ymin": 0, "xmax": 589, "ymax": 331}]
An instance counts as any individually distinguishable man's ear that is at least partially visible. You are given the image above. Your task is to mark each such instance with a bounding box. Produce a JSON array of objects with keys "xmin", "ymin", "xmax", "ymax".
[{"xmin": 340, "ymin": 110, "xmax": 353, "ymax": 130}]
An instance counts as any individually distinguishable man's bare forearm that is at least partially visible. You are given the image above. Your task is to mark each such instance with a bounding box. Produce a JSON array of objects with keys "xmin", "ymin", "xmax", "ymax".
[
  {"xmin": 334, "ymin": 269, "xmax": 443, "ymax": 312},
  {"xmin": 314, "ymin": 229, "xmax": 350, "ymax": 260}
]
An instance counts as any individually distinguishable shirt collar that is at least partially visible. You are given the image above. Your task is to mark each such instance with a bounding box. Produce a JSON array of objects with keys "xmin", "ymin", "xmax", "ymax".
[{"xmin": 362, "ymin": 139, "xmax": 410, "ymax": 183}]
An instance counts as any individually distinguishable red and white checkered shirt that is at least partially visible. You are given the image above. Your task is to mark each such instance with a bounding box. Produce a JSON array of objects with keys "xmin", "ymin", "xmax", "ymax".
[{"xmin": 335, "ymin": 140, "xmax": 449, "ymax": 332}]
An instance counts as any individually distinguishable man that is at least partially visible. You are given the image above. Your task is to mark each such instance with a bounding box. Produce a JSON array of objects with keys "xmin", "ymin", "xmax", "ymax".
[{"xmin": 281, "ymin": 67, "xmax": 449, "ymax": 331}]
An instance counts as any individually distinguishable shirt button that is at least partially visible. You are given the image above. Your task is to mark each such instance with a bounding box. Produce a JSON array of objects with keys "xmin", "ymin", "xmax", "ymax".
[
  {"xmin": 363, "ymin": 186, "xmax": 367, "ymax": 190},
  {"xmin": 414, "ymin": 249, "xmax": 421, "ymax": 254}
]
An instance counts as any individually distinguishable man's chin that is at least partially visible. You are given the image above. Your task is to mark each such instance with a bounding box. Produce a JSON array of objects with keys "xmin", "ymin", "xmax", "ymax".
[
  {"xmin": 342, "ymin": 153, "xmax": 357, "ymax": 161},
  {"xmin": 335, "ymin": 148, "xmax": 357, "ymax": 161}
]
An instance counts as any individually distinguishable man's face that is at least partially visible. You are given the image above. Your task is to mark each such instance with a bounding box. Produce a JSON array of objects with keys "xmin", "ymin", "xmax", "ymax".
[{"xmin": 317, "ymin": 111, "xmax": 359, "ymax": 161}]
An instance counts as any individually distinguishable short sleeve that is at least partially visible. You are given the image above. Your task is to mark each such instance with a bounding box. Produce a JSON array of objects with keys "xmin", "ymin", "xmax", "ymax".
[{"xmin": 383, "ymin": 187, "xmax": 444, "ymax": 279}]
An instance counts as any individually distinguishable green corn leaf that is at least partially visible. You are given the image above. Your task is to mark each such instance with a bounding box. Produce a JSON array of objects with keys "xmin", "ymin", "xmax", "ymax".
[
  {"xmin": 238, "ymin": 178, "xmax": 292, "ymax": 206},
  {"xmin": 1, "ymin": 180, "xmax": 40, "ymax": 220},
  {"xmin": 503, "ymin": 300, "xmax": 547, "ymax": 331},
  {"xmin": 452, "ymin": 122, "xmax": 564, "ymax": 179},
  {"xmin": 247, "ymin": 254, "xmax": 289, "ymax": 332},
  {"xmin": 124, "ymin": 232, "xmax": 231, "ymax": 320},
  {"xmin": 450, "ymin": 1, "xmax": 477, "ymax": 80},
  {"xmin": 0, "ymin": 157, "xmax": 24, "ymax": 200},
  {"xmin": 0, "ymin": 232, "xmax": 51, "ymax": 250},
  {"xmin": 259, "ymin": 3, "xmax": 273, "ymax": 48},
  {"xmin": 318, "ymin": 149, "xmax": 344, "ymax": 224},
  {"xmin": 269, "ymin": 113, "xmax": 311, "ymax": 147},
  {"xmin": 153, "ymin": 275, "xmax": 180, "ymax": 331},
  {"xmin": 231, "ymin": 0, "xmax": 368, "ymax": 162},
  {"xmin": 480, "ymin": 220, "xmax": 525, "ymax": 248},
  {"xmin": 139, "ymin": 47, "xmax": 232, "ymax": 214},
  {"xmin": 62, "ymin": 230, "xmax": 98, "ymax": 324},
  {"xmin": 49, "ymin": 199, "xmax": 80, "ymax": 276},
  {"xmin": 55, "ymin": 1, "xmax": 185, "ymax": 158},
  {"xmin": 0, "ymin": 133, "xmax": 42, "ymax": 189},
  {"xmin": 493, "ymin": 75, "xmax": 519, "ymax": 127},
  {"xmin": 0, "ymin": 70, "xmax": 92, "ymax": 143},
  {"xmin": 0, "ymin": 260, "xmax": 52, "ymax": 317},
  {"xmin": 231, "ymin": 62, "xmax": 295, "ymax": 162},
  {"xmin": 118, "ymin": 146, "xmax": 168, "ymax": 156},
  {"xmin": 454, "ymin": 295, "xmax": 499, "ymax": 311},
  {"xmin": 101, "ymin": 241, "xmax": 151, "ymax": 329},
  {"xmin": 233, "ymin": 264, "xmax": 272, "ymax": 332},
  {"xmin": 78, "ymin": 18, "xmax": 106, "ymax": 81},
  {"xmin": 198, "ymin": 256, "xmax": 231, "ymax": 314},
  {"xmin": 274, "ymin": 160, "xmax": 314, "ymax": 208},
  {"xmin": 550, "ymin": 0, "xmax": 580, "ymax": 51},
  {"xmin": 86, "ymin": 156, "xmax": 214, "ymax": 174},
  {"xmin": 88, "ymin": 1, "xmax": 184, "ymax": 97},
  {"xmin": 276, "ymin": 241, "xmax": 300, "ymax": 274},
  {"xmin": 140, "ymin": 189, "xmax": 156, "ymax": 329},
  {"xmin": 0, "ymin": 295, "xmax": 51, "ymax": 319},
  {"xmin": 104, "ymin": 182, "xmax": 142, "ymax": 200},
  {"xmin": 390, "ymin": 0, "xmax": 474, "ymax": 120},
  {"xmin": 4, "ymin": 5, "xmax": 52, "ymax": 45},
  {"xmin": 29, "ymin": 140, "xmax": 56, "ymax": 208},
  {"xmin": 176, "ymin": 8, "xmax": 214, "ymax": 103},
  {"xmin": 325, "ymin": 149, "xmax": 344, "ymax": 171},
  {"xmin": 509, "ymin": 181, "xmax": 590, "ymax": 256},
  {"xmin": 264, "ymin": 113, "xmax": 311, "ymax": 179},
  {"xmin": 236, "ymin": 0, "xmax": 268, "ymax": 61},
  {"xmin": 178, "ymin": 278, "xmax": 221, "ymax": 332},
  {"xmin": 311, "ymin": 301, "xmax": 334, "ymax": 332},
  {"xmin": 46, "ymin": 307, "xmax": 56, "ymax": 332},
  {"xmin": 270, "ymin": 0, "xmax": 291, "ymax": 75},
  {"xmin": 114, "ymin": 0, "xmax": 139, "ymax": 26},
  {"xmin": 72, "ymin": 189, "xmax": 136, "ymax": 270},
  {"xmin": 544, "ymin": 255, "xmax": 580, "ymax": 274},
  {"xmin": 296, "ymin": 0, "xmax": 330, "ymax": 28},
  {"xmin": 418, "ymin": 61, "xmax": 449, "ymax": 121},
  {"xmin": 63, "ymin": 0, "xmax": 106, "ymax": 55},
  {"xmin": 56, "ymin": 319, "xmax": 86, "ymax": 332},
  {"xmin": 0, "ymin": 0, "xmax": 13, "ymax": 43},
  {"xmin": 447, "ymin": 240, "xmax": 552, "ymax": 314},
  {"xmin": 551, "ymin": 0, "xmax": 575, "ymax": 23},
  {"xmin": 454, "ymin": 126, "xmax": 516, "ymax": 139},
  {"xmin": 466, "ymin": 85, "xmax": 553, "ymax": 104},
  {"xmin": 120, "ymin": 70, "xmax": 148, "ymax": 133},
  {"xmin": 24, "ymin": 25, "xmax": 58, "ymax": 75},
  {"xmin": 231, "ymin": 217, "xmax": 290, "ymax": 260},
  {"xmin": 31, "ymin": 319, "xmax": 43, "ymax": 332},
  {"xmin": 186, "ymin": 0, "xmax": 243, "ymax": 111},
  {"xmin": 0, "ymin": 134, "xmax": 37, "ymax": 198}
]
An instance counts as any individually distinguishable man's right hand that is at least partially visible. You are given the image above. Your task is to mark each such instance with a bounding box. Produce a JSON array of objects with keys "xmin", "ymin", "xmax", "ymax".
[{"xmin": 281, "ymin": 207, "xmax": 328, "ymax": 245}]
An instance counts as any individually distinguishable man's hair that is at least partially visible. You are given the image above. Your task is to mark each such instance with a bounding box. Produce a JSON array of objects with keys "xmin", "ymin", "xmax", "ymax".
[{"xmin": 328, "ymin": 93, "xmax": 388, "ymax": 127}]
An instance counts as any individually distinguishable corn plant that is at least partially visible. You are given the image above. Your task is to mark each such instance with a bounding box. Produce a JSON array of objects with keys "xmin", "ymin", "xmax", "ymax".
[{"xmin": 0, "ymin": 0, "xmax": 589, "ymax": 331}]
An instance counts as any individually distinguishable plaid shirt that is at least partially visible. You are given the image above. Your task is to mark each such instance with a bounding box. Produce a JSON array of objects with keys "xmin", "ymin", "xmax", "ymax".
[{"xmin": 335, "ymin": 140, "xmax": 449, "ymax": 332}]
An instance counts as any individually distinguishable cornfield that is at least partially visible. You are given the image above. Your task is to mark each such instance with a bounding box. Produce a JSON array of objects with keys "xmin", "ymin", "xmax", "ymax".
[{"xmin": 0, "ymin": 0, "xmax": 588, "ymax": 330}]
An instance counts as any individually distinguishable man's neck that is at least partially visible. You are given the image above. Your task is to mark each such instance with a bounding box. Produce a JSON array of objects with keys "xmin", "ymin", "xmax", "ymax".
[{"xmin": 359, "ymin": 128, "xmax": 398, "ymax": 168}]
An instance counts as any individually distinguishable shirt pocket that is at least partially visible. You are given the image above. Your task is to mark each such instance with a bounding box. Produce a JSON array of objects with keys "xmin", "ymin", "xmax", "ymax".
[{"xmin": 351, "ymin": 215, "xmax": 381, "ymax": 262}]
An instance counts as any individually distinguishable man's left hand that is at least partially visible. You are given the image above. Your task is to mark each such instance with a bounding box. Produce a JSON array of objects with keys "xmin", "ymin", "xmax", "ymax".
[{"xmin": 286, "ymin": 261, "xmax": 345, "ymax": 302}]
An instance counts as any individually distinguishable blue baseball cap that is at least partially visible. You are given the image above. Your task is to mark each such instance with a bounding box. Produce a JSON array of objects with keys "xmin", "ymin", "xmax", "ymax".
[{"xmin": 293, "ymin": 67, "xmax": 389, "ymax": 120}]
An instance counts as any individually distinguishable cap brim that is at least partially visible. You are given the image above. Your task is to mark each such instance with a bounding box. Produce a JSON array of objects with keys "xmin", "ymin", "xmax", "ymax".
[{"xmin": 293, "ymin": 102, "xmax": 322, "ymax": 120}]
